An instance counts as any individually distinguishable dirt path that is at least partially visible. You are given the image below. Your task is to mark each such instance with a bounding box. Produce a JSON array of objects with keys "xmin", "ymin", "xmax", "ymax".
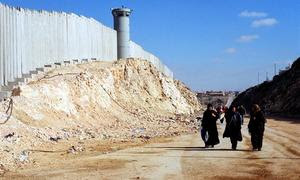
[{"xmin": 2, "ymin": 117, "xmax": 300, "ymax": 179}]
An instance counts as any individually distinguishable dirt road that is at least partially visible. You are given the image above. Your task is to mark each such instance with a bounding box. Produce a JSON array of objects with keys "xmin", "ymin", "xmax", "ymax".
[{"xmin": 3, "ymin": 117, "xmax": 300, "ymax": 179}]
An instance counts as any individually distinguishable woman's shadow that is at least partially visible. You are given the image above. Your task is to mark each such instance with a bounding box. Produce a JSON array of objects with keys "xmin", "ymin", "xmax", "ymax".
[{"xmin": 151, "ymin": 146, "xmax": 252, "ymax": 152}]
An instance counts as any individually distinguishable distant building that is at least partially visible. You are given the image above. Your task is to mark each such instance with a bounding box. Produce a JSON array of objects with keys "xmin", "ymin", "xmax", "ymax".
[
  {"xmin": 205, "ymin": 91, "xmax": 225, "ymax": 96},
  {"xmin": 196, "ymin": 91, "xmax": 231, "ymax": 107}
]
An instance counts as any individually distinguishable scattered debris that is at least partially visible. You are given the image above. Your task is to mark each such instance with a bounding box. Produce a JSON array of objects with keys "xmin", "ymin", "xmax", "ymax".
[
  {"xmin": 138, "ymin": 135, "xmax": 151, "ymax": 140},
  {"xmin": 0, "ymin": 164, "xmax": 7, "ymax": 176},
  {"xmin": 11, "ymin": 87, "xmax": 21, "ymax": 97},
  {"xmin": 67, "ymin": 145, "xmax": 85, "ymax": 154},
  {"xmin": 49, "ymin": 137, "xmax": 62, "ymax": 142},
  {"xmin": 4, "ymin": 132, "xmax": 15, "ymax": 139},
  {"xmin": 0, "ymin": 59, "xmax": 201, "ymax": 169},
  {"xmin": 19, "ymin": 150, "xmax": 29, "ymax": 163},
  {"xmin": 132, "ymin": 128, "xmax": 146, "ymax": 135}
]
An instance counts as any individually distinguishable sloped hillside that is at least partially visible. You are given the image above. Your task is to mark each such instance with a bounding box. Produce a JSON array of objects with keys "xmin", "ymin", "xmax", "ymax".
[
  {"xmin": 0, "ymin": 59, "xmax": 201, "ymax": 169},
  {"xmin": 232, "ymin": 57, "xmax": 300, "ymax": 117}
]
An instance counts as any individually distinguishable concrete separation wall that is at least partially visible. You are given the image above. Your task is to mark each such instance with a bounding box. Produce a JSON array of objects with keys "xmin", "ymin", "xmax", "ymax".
[
  {"xmin": 130, "ymin": 41, "xmax": 173, "ymax": 78},
  {"xmin": 0, "ymin": 3, "xmax": 173, "ymax": 90},
  {"xmin": 0, "ymin": 4, "xmax": 117, "ymax": 87}
]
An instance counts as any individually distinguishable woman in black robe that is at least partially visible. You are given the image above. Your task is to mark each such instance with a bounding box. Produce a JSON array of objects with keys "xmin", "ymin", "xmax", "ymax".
[
  {"xmin": 248, "ymin": 104, "xmax": 266, "ymax": 151},
  {"xmin": 223, "ymin": 106, "xmax": 243, "ymax": 150},
  {"xmin": 202, "ymin": 104, "xmax": 220, "ymax": 148}
]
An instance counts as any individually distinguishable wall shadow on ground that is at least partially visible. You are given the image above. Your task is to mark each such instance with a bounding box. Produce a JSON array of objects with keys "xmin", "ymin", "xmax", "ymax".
[{"xmin": 266, "ymin": 116, "xmax": 300, "ymax": 124}]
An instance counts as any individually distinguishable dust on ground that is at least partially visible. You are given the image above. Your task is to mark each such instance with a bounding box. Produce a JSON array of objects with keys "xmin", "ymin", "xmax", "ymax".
[{"xmin": 2, "ymin": 117, "xmax": 299, "ymax": 179}]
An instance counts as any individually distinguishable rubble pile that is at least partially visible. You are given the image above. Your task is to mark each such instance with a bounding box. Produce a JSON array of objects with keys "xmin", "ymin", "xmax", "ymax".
[{"xmin": 0, "ymin": 59, "xmax": 201, "ymax": 169}]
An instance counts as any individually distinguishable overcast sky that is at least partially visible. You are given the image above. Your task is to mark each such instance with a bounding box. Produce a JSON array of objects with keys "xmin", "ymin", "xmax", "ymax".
[{"xmin": 1, "ymin": 0, "xmax": 299, "ymax": 91}]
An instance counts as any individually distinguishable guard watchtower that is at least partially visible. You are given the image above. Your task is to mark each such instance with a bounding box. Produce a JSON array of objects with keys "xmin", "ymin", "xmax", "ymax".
[{"xmin": 112, "ymin": 6, "xmax": 132, "ymax": 59}]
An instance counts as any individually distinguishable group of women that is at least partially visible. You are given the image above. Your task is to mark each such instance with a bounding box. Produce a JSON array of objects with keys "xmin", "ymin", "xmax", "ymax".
[{"xmin": 200, "ymin": 103, "xmax": 266, "ymax": 151}]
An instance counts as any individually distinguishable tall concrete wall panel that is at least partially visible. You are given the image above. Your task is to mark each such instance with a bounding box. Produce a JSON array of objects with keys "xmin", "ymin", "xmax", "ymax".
[
  {"xmin": 0, "ymin": 3, "xmax": 173, "ymax": 87},
  {"xmin": 0, "ymin": 4, "xmax": 118, "ymax": 86},
  {"xmin": 0, "ymin": 4, "xmax": 4, "ymax": 85},
  {"xmin": 130, "ymin": 41, "xmax": 173, "ymax": 78}
]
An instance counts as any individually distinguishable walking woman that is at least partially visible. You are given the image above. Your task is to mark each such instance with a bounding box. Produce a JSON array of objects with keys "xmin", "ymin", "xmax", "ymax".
[
  {"xmin": 202, "ymin": 104, "xmax": 220, "ymax": 148},
  {"xmin": 248, "ymin": 104, "xmax": 266, "ymax": 151},
  {"xmin": 223, "ymin": 106, "xmax": 243, "ymax": 150}
]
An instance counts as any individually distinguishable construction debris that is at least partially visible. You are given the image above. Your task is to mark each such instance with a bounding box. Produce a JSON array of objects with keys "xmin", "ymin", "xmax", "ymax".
[
  {"xmin": 67, "ymin": 145, "xmax": 85, "ymax": 154},
  {"xmin": 49, "ymin": 137, "xmax": 61, "ymax": 142},
  {"xmin": 0, "ymin": 59, "xmax": 201, "ymax": 170},
  {"xmin": 0, "ymin": 164, "xmax": 7, "ymax": 176},
  {"xmin": 4, "ymin": 132, "xmax": 15, "ymax": 139},
  {"xmin": 18, "ymin": 150, "xmax": 29, "ymax": 163}
]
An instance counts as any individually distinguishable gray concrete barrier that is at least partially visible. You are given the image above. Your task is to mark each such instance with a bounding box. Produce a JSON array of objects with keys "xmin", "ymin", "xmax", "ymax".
[{"xmin": 0, "ymin": 3, "xmax": 173, "ymax": 100}]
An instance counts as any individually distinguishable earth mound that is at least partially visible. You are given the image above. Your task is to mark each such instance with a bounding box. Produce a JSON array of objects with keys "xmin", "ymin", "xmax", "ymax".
[
  {"xmin": 0, "ymin": 59, "xmax": 201, "ymax": 169},
  {"xmin": 232, "ymin": 57, "xmax": 300, "ymax": 117}
]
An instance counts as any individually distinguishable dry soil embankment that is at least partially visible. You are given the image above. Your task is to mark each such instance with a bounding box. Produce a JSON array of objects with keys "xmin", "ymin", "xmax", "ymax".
[
  {"xmin": 0, "ymin": 59, "xmax": 201, "ymax": 171},
  {"xmin": 232, "ymin": 57, "xmax": 300, "ymax": 117}
]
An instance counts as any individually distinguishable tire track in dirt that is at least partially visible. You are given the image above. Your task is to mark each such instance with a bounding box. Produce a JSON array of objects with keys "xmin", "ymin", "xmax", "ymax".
[
  {"xmin": 1, "ymin": 118, "xmax": 299, "ymax": 179},
  {"xmin": 240, "ymin": 134, "xmax": 274, "ymax": 179},
  {"xmin": 241, "ymin": 119, "xmax": 300, "ymax": 179},
  {"xmin": 264, "ymin": 127, "xmax": 300, "ymax": 157},
  {"xmin": 266, "ymin": 127, "xmax": 299, "ymax": 145}
]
